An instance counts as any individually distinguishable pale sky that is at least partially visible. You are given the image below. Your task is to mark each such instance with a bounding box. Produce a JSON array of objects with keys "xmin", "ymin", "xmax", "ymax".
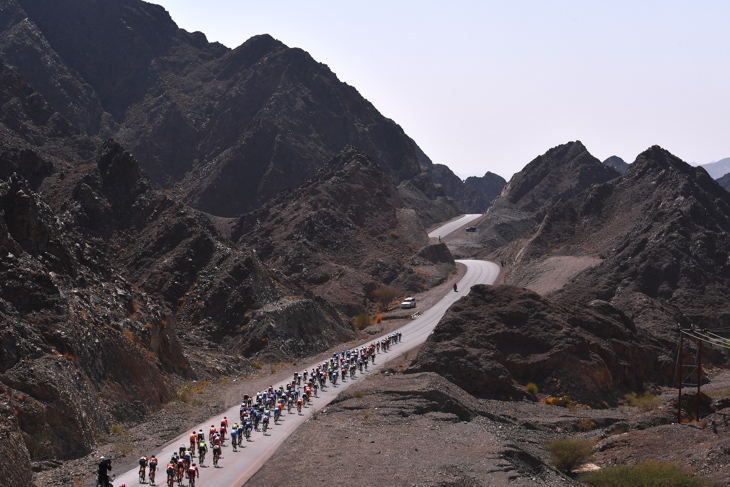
[{"xmin": 151, "ymin": 0, "xmax": 730, "ymax": 180}]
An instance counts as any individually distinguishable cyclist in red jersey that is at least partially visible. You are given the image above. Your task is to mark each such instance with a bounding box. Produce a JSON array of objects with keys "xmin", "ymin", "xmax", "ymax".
[
  {"xmin": 189, "ymin": 431, "xmax": 196, "ymax": 451},
  {"xmin": 208, "ymin": 425, "xmax": 216, "ymax": 442},
  {"xmin": 187, "ymin": 462, "xmax": 199, "ymax": 486}
]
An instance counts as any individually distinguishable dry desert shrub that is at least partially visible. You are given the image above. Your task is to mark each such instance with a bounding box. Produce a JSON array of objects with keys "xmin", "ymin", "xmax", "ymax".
[
  {"xmin": 580, "ymin": 460, "xmax": 709, "ymax": 486},
  {"xmin": 544, "ymin": 437, "xmax": 595, "ymax": 473}
]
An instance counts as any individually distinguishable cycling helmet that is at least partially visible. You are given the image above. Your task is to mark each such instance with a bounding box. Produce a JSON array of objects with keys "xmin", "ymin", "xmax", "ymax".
[
  {"xmin": 100, "ymin": 456, "xmax": 105, "ymax": 461},
  {"xmin": 192, "ymin": 463, "xmax": 196, "ymax": 466}
]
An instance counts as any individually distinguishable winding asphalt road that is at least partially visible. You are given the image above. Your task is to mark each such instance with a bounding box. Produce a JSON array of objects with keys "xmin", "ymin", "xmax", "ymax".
[
  {"xmin": 113, "ymin": 220, "xmax": 498, "ymax": 487},
  {"xmin": 428, "ymin": 213, "xmax": 482, "ymax": 239}
]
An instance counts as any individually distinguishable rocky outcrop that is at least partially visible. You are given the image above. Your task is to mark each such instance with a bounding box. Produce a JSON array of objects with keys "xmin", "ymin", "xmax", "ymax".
[
  {"xmin": 397, "ymin": 172, "xmax": 460, "ymax": 228},
  {"xmin": 431, "ymin": 164, "xmax": 506, "ymax": 213},
  {"xmin": 407, "ymin": 285, "xmax": 672, "ymax": 406},
  {"xmin": 233, "ymin": 147, "xmax": 453, "ymax": 315},
  {"xmin": 474, "ymin": 141, "xmax": 620, "ymax": 251},
  {"xmin": 518, "ymin": 146, "xmax": 730, "ymax": 331}
]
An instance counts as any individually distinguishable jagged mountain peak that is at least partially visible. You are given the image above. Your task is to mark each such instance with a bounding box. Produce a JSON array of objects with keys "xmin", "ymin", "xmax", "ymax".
[{"xmin": 603, "ymin": 155, "xmax": 629, "ymax": 174}]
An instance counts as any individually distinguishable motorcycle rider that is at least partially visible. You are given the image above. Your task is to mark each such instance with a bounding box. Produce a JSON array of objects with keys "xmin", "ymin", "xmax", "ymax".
[{"xmin": 97, "ymin": 456, "xmax": 112, "ymax": 487}]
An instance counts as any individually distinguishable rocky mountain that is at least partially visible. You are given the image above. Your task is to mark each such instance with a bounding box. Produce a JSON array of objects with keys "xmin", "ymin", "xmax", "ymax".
[
  {"xmin": 513, "ymin": 146, "xmax": 730, "ymax": 332},
  {"xmin": 473, "ymin": 141, "xmax": 620, "ymax": 251},
  {"xmin": 603, "ymin": 155, "xmax": 629, "ymax": 174},
  {"xmin": 717, "ymin": 172, "xmax": 730, "ymax": 191},
  {"xmin": 232, "ymin": 147, "xmax": 455, "ymax": 315},
  {"xmin": 431, "ymin": 164, "xmax": 506, "ymax": 213},
  {"xmin": 0, "ymin": 57, "xmax": 369, "ymax": 484},
  {"xmin": 0, "ymin": 0, "xmax": 456, "ymax": 222},
  {"xmin": 701, "ymin": 157, "xmax": 730, "ymax": 179},
  {"xmin": 407, "ymin": 285, "xmax": 671, "ymax": 406}
]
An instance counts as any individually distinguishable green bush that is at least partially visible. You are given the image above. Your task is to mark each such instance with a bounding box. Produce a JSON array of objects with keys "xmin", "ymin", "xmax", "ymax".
[
  {"xmin": 525, "ymin": 382, "xmax": 538, "ymax": 395},
  {"xmin": 580, "ymin": 461, "xmax": 709, "ymax": 486},
  {"xmin": 544, "ymin": 437, "xmax": 595, "ymax": 473},
  {"xmin": 354, "ymin": 313, "xmax": 372, "ymax": 330},
  {"xmin": 624, "ymin": 391, "xmax": 662, "ymax": 412}
]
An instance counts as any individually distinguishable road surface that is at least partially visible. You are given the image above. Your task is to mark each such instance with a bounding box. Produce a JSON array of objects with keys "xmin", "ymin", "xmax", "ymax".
[
  {"xmin": 428, "ymin": 213, "xmax": 482, "ymax": 239},
  {"xmin": 113, "ymin": 223, "xmax": 498, "ymax": 487}
]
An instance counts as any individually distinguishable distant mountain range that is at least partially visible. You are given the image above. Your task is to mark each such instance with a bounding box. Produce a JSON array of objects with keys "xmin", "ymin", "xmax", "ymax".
[{"xmin": 701, "ymin": 157, "xmax": 730, "ymax": 179}]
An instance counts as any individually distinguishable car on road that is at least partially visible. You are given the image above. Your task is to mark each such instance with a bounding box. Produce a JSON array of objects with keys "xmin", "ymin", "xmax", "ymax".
[
  {"xmin": 400, "ymin": 297, "xmax": 416, "ymax": 309},
  {"xmin": 466, "ymin": 226, "xmax": 477, "ymax": 232}
]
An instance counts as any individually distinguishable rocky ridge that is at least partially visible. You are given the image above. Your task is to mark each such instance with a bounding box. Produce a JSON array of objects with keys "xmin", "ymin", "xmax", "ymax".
[
  {"xmin": 603, "ymin": 155, "xmax": 629, "ymax": 174},
  {"xmin": 431, "ymin": 163, "xmax": 506, "ymax": 213},
  {"xmin": 233, "ymin": 147, "xmax": 455, "ymax": 315},
  {"xmin": 513, "ymin": 146, "xmax": 730, "ymax": 332},
  {"xmin": 472, "ymin": 141, "xmax": 620, "ymax": 252}
]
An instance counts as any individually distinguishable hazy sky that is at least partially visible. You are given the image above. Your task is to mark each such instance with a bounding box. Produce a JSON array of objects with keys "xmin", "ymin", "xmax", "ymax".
[{"xmin": 152, "ymin": 0, "xmax": 730, "ymax": 180}]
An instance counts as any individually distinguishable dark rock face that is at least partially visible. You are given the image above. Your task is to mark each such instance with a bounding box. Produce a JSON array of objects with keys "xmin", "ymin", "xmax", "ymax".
[
  {"xmin": 717, "ymin": 172, "xmax": 730, "ymax": 191},
  {"xmin": 603, "ymin": 155, "xmax": 629, "ymax": 174},
  {"xmin": 408, "ymin": 285, "xmax": 671, "ymax": 406},
  {"xmin": 233, "ymin": 147, "xmax": 449, "ymax": 315},
  {"xmin": 397, "ymin": 172, "xmax": 460, "ymax": 228},
  {"xmin": 0, "ymin": 0, "xmax": 454, "ymax": 221},
  {"xmin": 431, "ymin": 164, "xmax": 506, "ymax": 213},
  {"xmin": 474, "ymin": 141, "xmax": 620, "ymax": 250},
  {"xmin": 522, "ymin": 146, "xmax": 730, "ymax": 330}
]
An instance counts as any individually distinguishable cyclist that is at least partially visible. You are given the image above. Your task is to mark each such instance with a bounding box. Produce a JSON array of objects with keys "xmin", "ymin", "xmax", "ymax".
[
  {"xmin": 166, "ymin": 461, "xmax": 175, "ymax": 487},
  {"xmin": 197, "ymin": 440, "xmax": 207, "ymax": 466},
  {"xmin": 262, "ymin": 410, "xmax": 270, "ymax": 432},
  {"xmin": 230, "ymin": 425, "xmax": 238, "ymax": 451},
  {"xmin": 274, "ymin": 403, "xmax": 281, "ymax": 423},
  {"xmin": 183, "ymin": 449, "xmax": 192, "ymax": 469},
  {"xmin": 148, "ymin": 455, "xmax": 158, "ymax": 484},
  {"xmin": 187, "ymin": 462, "xmax": 199, "ymax": 487},
  {"xmin": 189, "ymin": 431, "xmax": 196, "ymax": 451},
  {"xmin": 220, "ymin": 422, "xmax": 227, "ymax": 443},
  {"xmin": 139, "ymin": 455, "xmax": 148, "ymax": 482},
  {"xmin": 212, "ymin": 442, "xmax": 221, "ymax": 466},
  {"xmin": 196, "ymin": 429, "xmax": 205, "ymax": 445},
  {"xmin": 178, "ymin": 444, "xmax": 186, "ymax": 458},
  {"xmin": 208, "ymin": 425, "xmax": 216, "ymax": 442},
  {"xmin": 297, "ymin": 397, "xmax": 303, "ymax": 413},
  {"xmin": 176, "ymin": 456, "xmax": 186, "ymax": 483}
]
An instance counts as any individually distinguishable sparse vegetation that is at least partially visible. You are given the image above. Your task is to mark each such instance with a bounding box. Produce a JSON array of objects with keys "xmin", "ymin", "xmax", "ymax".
[
  {"xmin": 580, "ymin": 460, "xmax": 709, "ymax": 486},
  {"xmin": 31, "ymin": 431, "xmax": 53, "ymax": 461},
  {"xmin": 578, "ymin": 418, "xmax": 596, "ymax": 431},
  {"xmin": 311, "ymin": 409, "xmax": 320, "ymax": 420},
  {"xmin": 368, "ymin": 284, "xmax": 401, "ymax": 311},
  {"xmin": 354, "ymin": 313, "xmax": 372, "ymax": 330},
  {"xmin": 525, "ymin": 382, "xmax": 538, "ymax": 396},
  {"xmin": 354, "ymin": 391, "xmax": 364, "ymax": 399},
  {"xmin": 543, "ymin": 437, "xmax": 595, "ymax": 473},
  {"xmin": 624, "ymin": 383, "xmax": 662, "ymax": 412}
]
